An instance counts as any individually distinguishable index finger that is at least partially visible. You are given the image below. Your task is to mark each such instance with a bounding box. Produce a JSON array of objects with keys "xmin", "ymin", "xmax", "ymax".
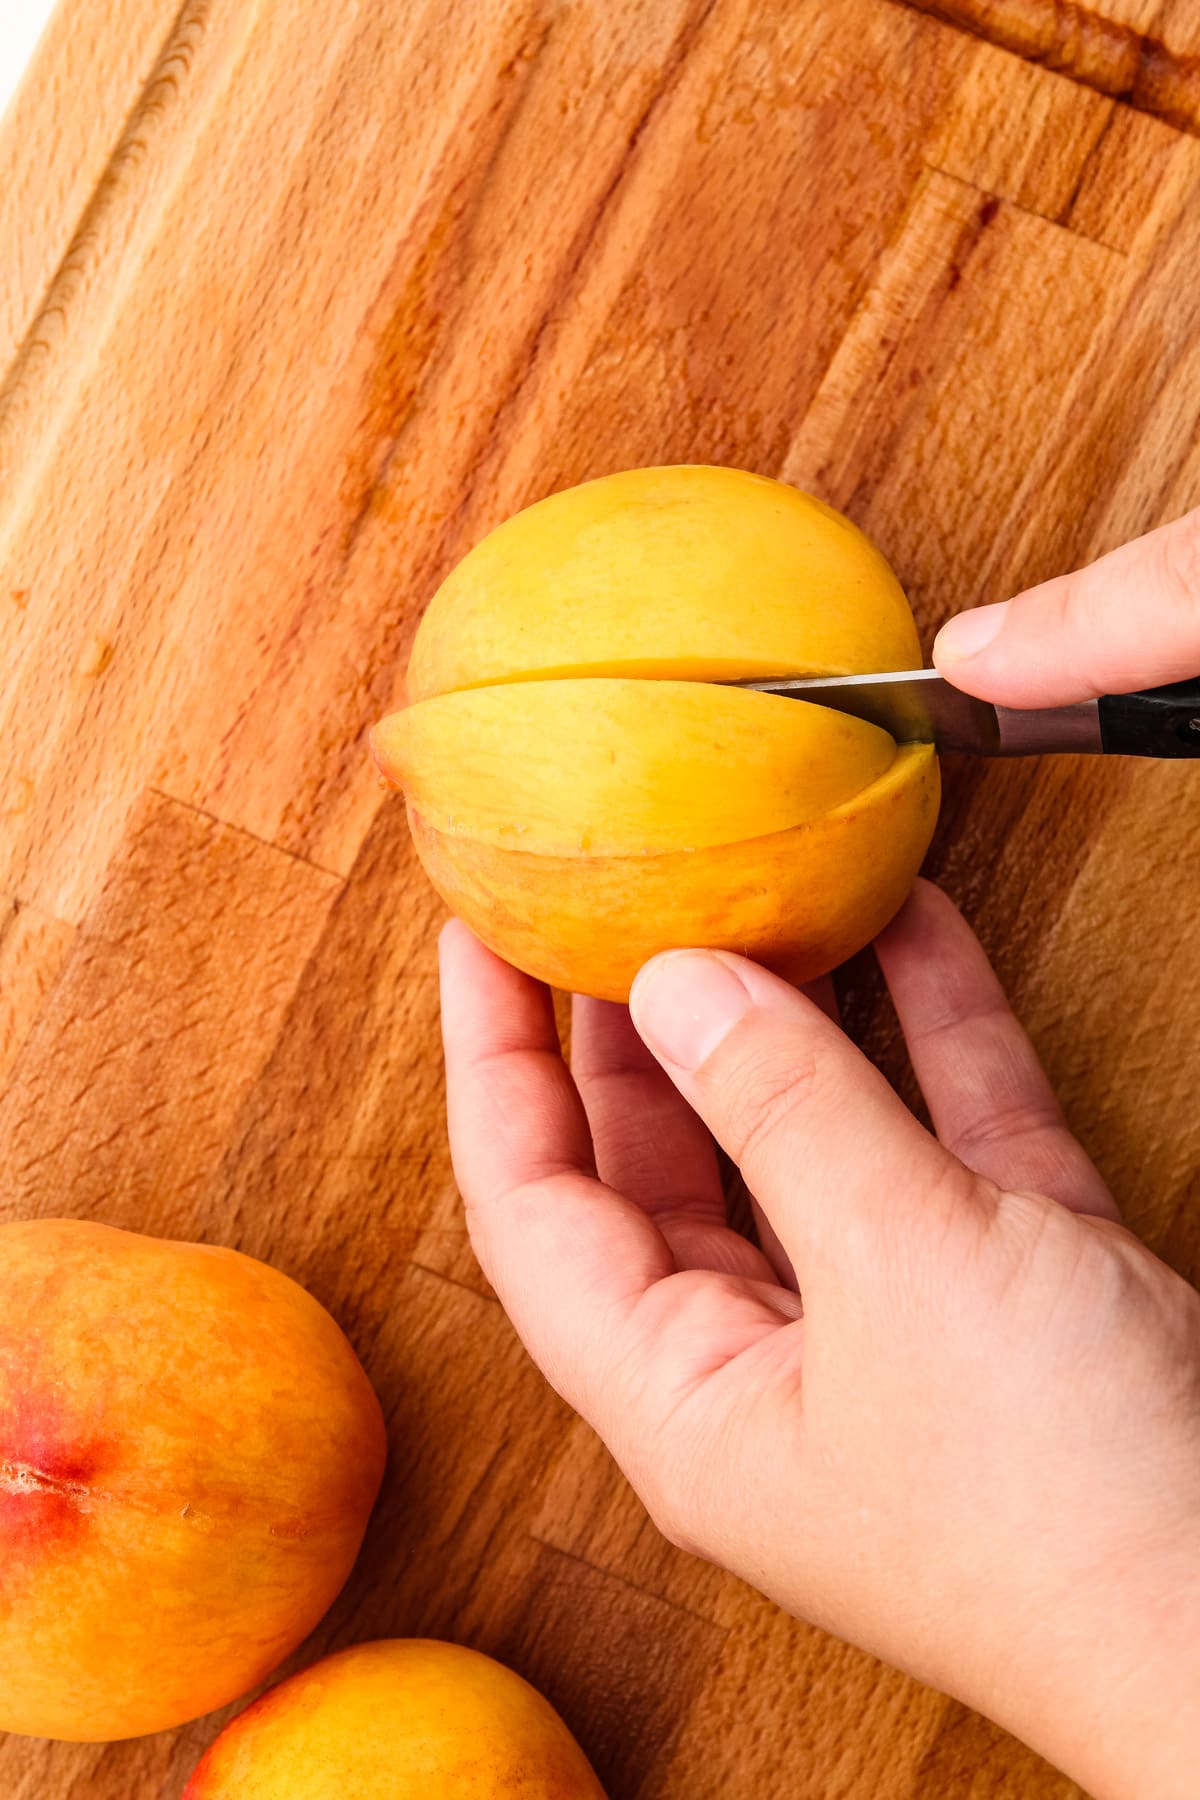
[
  {"xmin": 933, "ymin": 508, "xmax": 1200, "ymax": 706},
  {"xmin": 438, "ymin": 920, "xmax": 673, "ymax": 1412}
]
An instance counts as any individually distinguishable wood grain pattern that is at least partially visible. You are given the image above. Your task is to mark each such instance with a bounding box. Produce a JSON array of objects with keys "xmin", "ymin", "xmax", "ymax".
[
  {"xmin": 903, "ymin": 0, "xmax": 1200, "ymax": 133},
  {"xmin": 0, "ymin": 898, "xmax": 73, "ymax": 1087},
  {"xmin": 0, "ymin": 0, "xmax": 182, "ymax": 373},
  {"xmin": 927, "ymin": 36, "xmax": 1115, "ymax": 217},
  {"xmin": 0, "ymin": 789, "xmax": 341, "ymax": 1225},
  {"xmin": 2, "ymin": 0, "xmax": 1199, "ymax": 1793}
]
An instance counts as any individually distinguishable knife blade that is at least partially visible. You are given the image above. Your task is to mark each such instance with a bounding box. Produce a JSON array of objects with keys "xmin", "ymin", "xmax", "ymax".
[{"xmin": 734, "ymin": 669, "xmax": 1200, "ymax": 758}]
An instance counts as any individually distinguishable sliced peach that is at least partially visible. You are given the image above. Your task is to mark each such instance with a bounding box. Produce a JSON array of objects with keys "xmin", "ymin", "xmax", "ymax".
[
  {"xmin": 378, "ymin": 466, "xmax": 937, "ymax": 999},
  {"xmin": 372, "ymin": 678, "xmax": 896, "ymax": 856},
  {"xmin": 407, "ymin": 466, "xmax": 921, "ymax": 702},
  {"xmin": 407, "ymin": 745, "xmax": 939, "ymax": 1001}
]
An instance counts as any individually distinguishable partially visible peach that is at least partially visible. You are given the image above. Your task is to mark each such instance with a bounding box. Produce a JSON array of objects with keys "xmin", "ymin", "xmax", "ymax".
[
  {"xmin": 0, "ymin": 1219, "xmax": 386, "ymax": 1741},
  {"xmin": 184, "ymin": 1640, "xmax": 606, "ymax": 1798}
]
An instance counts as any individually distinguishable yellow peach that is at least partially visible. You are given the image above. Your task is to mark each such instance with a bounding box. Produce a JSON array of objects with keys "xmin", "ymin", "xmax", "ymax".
[
  {"xmin": 183, "ymin": 1639, "xmax": 606, "ymax": 1798},
  {"xmin": 374, "ymin": 678, "xmax": 897, "ymax": 855},
  {"xmin": 408, "ymin": 746, "xmax": 937, "ymax": 1000},
  {"xmin": 0, "ymin": 1219, "xmax": 386, "ymax": 1741},
  {"xmin": 406, "ymin": 464, "xmax": 921, "ymax": 698},
  {"xmin": 374, "ymin": 466, "xmax": 937, "ymax": 998}
]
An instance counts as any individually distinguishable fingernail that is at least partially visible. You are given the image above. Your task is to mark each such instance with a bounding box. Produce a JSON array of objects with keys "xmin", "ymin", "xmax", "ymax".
[
  {"xmin": 934, "ymin": 601, "xmax": 1008, "ymax": 663},
  {"xmin": 630, "ymin": 951, "xmax": 754, "ymax": 1070}
]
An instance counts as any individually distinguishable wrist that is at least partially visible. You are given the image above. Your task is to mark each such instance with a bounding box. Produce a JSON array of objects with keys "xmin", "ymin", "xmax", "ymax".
[{"xmin": 990, "ymin": 1526, "xmax": 1200, "ymax": 1798}]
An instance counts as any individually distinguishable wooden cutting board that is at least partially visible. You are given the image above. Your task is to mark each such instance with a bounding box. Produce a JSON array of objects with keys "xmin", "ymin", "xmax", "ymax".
[{"xmin": 2, "ymin": 1, "xmax": 1199, "ymax": 1794}]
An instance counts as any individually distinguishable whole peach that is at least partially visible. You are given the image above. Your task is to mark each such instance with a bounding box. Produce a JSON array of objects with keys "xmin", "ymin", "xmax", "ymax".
[
  {"xmin": 184, "ymin": 1639, "xmax": 606, "ymax": 1798},
  {"xmin": 0, "ymin": 1219, "xmax": 386, "ymax": 1740}
]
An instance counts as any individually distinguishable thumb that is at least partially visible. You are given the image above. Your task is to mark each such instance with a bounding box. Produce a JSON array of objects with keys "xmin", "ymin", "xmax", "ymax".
[
  {"xmin": 933, "ymin": 508, "xmax": 1200, "ymax": 707},
  {"xmin": 629, "ymin": 949, "xmax": 978, "ymax": 1279}
]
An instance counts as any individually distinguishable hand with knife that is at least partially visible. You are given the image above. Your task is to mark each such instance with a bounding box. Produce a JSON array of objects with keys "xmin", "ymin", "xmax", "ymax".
[
  {"xmin": 934, "ymin": 507, "xmax": 1200, "ymax": 716},
  {"xmin": 746, "ymin": 509, "xmax": 1200, "ymax": 757},
  {"xmin": 439, "ymin": 508, "xmax": 1200, "ymax": 1799}
]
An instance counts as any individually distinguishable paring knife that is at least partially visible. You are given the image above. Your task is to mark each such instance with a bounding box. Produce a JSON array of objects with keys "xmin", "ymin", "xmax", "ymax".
[{"xmin": 735, "ymin": 670, "xmax": 1200, "ymax": 758}]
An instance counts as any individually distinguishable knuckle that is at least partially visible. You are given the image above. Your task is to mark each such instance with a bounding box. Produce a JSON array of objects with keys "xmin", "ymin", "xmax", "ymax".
[
  {"xmin": 725, "ymin": 1042, "xmax": 822, "ymax": 1176},
  {"xmin": 953, "ymin": 1098, "xmax": 1061, "ymax": 1161},
  {"xmin": 909, "ymin": 1155, "xmax": 999, "ymax": 1255},
  {"xmin": 1050, "ymin": 569, "xmax": 1085, "ymax": 636},
  {"xmin": 644, "ymin": 1492, "xmax": 694, "ymax": 1554},
  {"xmin": 636, "ymin": 1467, "xmax": 705, "ymax": 1557},
  {"xmin": 1155, "ymin": 509, "xmax": 1200, "ymax": 616},
  {"xmin": 1052, "ymin": 569, "xmax": 1104, "ymax": 669}
]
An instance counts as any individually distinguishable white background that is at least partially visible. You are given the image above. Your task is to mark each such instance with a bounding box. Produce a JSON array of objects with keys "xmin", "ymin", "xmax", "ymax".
[{"xmin": 0, "ymin": 3, "xmax": 59, "ymax": 124}]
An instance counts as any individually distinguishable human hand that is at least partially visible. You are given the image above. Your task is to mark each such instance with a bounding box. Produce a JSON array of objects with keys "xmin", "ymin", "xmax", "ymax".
[
  {"xmin": 439, "ymin": 882, "xmax": 1200, "ymax": 1799},
  {"xmin": 934, "ymin": 506, "xmax": 1200, "ymax": 705}
]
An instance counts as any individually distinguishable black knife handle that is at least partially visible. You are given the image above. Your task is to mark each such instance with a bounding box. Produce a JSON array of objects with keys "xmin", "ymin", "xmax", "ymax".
[{"xmin": 1098, "ymin": 680, "xmax": 1200, "ymax": 757}]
